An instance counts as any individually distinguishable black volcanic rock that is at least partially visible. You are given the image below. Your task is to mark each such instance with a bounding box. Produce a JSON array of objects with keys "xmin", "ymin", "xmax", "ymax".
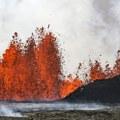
[{"xmin": 62, "ymin": 75, "xmax": 120, "ymax": 103}]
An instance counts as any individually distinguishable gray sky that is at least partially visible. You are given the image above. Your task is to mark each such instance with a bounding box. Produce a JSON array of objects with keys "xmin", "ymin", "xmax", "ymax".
[{"xmin": 0, "ymin": 0, "xmax": 120, "ymax": 76}]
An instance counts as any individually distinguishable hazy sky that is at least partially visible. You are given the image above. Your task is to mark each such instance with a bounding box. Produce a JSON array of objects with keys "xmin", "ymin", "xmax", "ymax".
[{"xmin": 0, "ymin": 0, "xmax": 120, "ymax": 75}]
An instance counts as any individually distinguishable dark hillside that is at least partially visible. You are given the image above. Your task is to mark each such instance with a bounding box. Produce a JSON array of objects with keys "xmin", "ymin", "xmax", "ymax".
[{"xmin": 62, "ymin": 75, "xmax": 120, "ymax": 103}]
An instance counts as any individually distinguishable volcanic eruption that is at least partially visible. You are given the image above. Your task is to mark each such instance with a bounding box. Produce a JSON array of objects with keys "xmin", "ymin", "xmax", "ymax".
[{"xmin": 0, "ymin": 27, "xmax": 119, "ymax": 101}]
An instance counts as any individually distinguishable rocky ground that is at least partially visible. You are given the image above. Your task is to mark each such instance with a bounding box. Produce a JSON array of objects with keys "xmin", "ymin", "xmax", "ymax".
[{"xmin": 0, "ymin": 107, "xmax": 120, "ymax": 120}]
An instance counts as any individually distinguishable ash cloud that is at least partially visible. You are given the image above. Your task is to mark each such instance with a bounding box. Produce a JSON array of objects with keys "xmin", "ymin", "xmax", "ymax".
[{"xmin": 0, "ymin": 0, "xmax": 119, "ymax": 75}]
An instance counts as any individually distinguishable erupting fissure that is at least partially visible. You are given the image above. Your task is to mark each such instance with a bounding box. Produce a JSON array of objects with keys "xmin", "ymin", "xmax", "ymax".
[{"xmin": 0, "ymin": 27, "xmax": 119, "ymax": 101}]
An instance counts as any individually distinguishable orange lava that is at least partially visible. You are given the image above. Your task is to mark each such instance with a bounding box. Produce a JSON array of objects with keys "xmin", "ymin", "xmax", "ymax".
[
  {"xmin": 0, "ymin": 27, "xmax": 119, "ymax": 101},
  {"xmin": 0, "ymin": 28, "xmax": 82, "ymax": 101},
  {"xmin": 76, "ymin": 50, "xmax": 120, "ymax": 83},
  {"xmin": 89, "ymin": 50, "xmax": 120, "ymax": 81}
]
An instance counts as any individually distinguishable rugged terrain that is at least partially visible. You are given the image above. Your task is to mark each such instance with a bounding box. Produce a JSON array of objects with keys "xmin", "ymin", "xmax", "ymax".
[{"xmin": 0, "ymin": 107, "xmax": 120, "ymax": 120}]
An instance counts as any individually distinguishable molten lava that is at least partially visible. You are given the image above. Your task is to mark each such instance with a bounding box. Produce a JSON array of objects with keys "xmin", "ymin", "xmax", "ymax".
[
  {"xmin": 76, "ymin": 50, "xmax": 120, "ymax": 83},
  {"xmin": 0, "ymin": 28, "xmax": 83, "ymax": 101},
  {"xmin": 0, "ymin": 27, "xmax": 119, "ymax": 101}
]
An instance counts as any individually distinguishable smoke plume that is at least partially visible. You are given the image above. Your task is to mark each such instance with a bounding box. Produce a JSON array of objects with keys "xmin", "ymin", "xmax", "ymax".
[
  {"xmin": 0, "ymin": 106, "xmax": 22, "ymax": 117},
  {"xmin": 0, "ymin": 0, "xmax": 119, "ymax": 75}
]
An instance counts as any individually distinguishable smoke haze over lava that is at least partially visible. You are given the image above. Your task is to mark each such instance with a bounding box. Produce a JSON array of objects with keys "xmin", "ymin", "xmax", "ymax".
[
  {"xmin": 0, "ymin": 0, "xmax": 119, "ymax": 101},
  {"xmin": 0, "ymin": 0, "xmax": 120, "ymax": 75}
]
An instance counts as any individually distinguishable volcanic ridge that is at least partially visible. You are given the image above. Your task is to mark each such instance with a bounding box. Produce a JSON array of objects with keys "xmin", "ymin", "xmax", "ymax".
[{"xmin": 62, "ymin": 75, "xmax": 120, "ymax": 104}]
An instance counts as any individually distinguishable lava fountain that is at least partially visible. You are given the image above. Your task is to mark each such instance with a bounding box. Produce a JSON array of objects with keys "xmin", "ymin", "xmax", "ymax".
[
  {"xmin": 0, "ymin": 28, "xmax": 82, "ymax": 101},
  {"xmin": 0, "ymin": 27, "xmax": 119, "ymax": 101}
]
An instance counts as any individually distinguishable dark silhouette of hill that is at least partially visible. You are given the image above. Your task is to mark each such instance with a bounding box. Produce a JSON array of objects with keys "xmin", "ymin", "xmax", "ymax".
[{"xmin": 62, "ymin": 75, "xmax": 120, "ymax": 104}]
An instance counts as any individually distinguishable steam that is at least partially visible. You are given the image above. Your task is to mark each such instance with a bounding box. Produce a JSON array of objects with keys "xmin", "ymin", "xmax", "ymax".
[
  {"xmin": 111, "ymin": 0, "xmax": 120, "ymax": 22},
  {"xmin": 0, "ymin": 102, "xmax": 110, "ymax": 117},
  {"xmin": 0, "ymin": 106, "xmax": 22, "ymax": 117},
  {"xmin": 0, "ymin": 0, "xmax": 120, "ymax": 75},
  {"xmin": 0, "ymin": 102, "xmax": 109, "ymax": 112}
]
